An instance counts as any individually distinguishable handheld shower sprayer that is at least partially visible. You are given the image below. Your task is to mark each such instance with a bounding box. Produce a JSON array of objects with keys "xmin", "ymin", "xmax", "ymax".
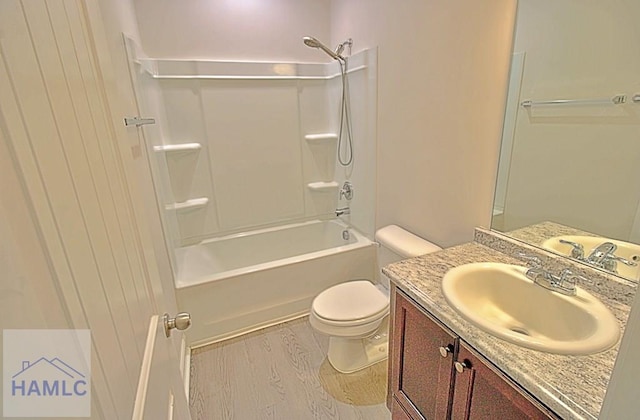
[
  {"xmin": 302, "ymin": 36, "xmax": 355, "ymax": 167},
  {"xmin": 302, "ymin": 36, "xmax": 342, "ymax": 60}
]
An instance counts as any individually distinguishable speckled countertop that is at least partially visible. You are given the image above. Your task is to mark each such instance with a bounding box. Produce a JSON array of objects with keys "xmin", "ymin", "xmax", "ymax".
[
  {"xmin": 383, "ymin": 236, "xmax": 636, "ymax": 420},
  {"xmin": 503, "ymin": 221, "xmax": 598, "ymax": 247}
]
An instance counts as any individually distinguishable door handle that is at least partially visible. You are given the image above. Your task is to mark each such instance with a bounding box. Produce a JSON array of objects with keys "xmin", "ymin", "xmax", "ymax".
[{"xmin": 163, "ymin": 312, "xmax": 191, "ymax": 337}]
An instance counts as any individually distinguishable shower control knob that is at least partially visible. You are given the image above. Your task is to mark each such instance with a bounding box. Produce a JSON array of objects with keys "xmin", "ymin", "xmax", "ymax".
[
  {"xmin": 164, "ymin": 312, "xmax": 192, "ymax": 337},
  {"xmin": 340, "ymin": 181, "xmax": 354, "ymax": 200}
]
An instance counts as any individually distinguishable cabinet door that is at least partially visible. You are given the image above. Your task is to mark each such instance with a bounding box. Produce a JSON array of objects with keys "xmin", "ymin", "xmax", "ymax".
[
  {"xmin": 391, "ymin": 290, "xmax": 458, "ymax": 420},
  {"xmin": 392, "ymin": 396, "xmax": 415, "ymax": 420},
  {"xmin": 451, "ymin": 342, "xmax": 557, "ymax": 420}
]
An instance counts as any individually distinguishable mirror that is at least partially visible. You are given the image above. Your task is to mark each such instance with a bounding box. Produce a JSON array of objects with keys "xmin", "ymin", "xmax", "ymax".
[{"xmin": 491, "ymin": 0, "xmax": 640, "ymax": 281}]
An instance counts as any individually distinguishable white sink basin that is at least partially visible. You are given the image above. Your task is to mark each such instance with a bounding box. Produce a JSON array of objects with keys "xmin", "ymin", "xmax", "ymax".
[
  {"xmin": 542, "ymin": 236, "xmax": 640, "ymax": 280},
  {"xmin": 442, "ymin": 263, "xmax": 620, "ymax": 354}
]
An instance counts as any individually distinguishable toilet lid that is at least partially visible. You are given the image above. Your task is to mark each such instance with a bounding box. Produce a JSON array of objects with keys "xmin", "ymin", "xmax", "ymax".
[{"xmin": 312, "ymin": 280, "xmax": 389, "ymax": 322}]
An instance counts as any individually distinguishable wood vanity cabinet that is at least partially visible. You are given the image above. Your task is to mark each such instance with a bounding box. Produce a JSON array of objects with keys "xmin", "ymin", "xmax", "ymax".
[
  {"xmin": 390, "ymin": 288, "xmax": 457, "ymax": 419},
  {"xmin": 389, "ymin": 288, "xmax": 558, "ymax": 420}
]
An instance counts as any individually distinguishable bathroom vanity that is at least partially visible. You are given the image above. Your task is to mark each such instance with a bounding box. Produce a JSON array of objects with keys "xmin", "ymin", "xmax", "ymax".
[
  {"xmin": 390, "ymin": 288, "xmax": 557, "ymax": 419},
  {"xmin": 384, "ymin": 230, "xmax": 636, "ymax": 420}
]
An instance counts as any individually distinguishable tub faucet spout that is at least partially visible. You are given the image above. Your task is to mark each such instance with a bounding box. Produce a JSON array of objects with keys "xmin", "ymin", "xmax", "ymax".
[{"xmin": 336, "ymin": 207, "xmax": 350, "ymax": 217}]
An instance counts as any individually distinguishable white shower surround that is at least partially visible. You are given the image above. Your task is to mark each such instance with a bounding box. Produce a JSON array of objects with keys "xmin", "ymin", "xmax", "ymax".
[
  {"xmin": 175, "ymin": 219, "xmax": 376, "ymax": 346},
  {"xmin": 134, "ymin": 47, "xmax": 377, "ymax": 249}
]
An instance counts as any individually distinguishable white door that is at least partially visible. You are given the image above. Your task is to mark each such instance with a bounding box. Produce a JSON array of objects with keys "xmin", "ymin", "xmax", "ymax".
[
  {"xmin": 133, "ymin": 315, "xmax": 192, "ymax": 420},
  {"xmin": 0, "ymin": 1, "xmax": 191, "ymax": 418}
]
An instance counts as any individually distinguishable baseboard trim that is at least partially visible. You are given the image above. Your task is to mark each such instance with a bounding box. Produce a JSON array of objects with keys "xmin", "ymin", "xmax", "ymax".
[{"xmin": 189, "ymin": 311, "xmax": 309, "ymax": 349}]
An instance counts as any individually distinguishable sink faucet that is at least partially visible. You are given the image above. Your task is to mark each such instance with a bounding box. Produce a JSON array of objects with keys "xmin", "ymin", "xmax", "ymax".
[{"xmin": 520, "ymin": 255, "xmax": 591, "ymax": 296}]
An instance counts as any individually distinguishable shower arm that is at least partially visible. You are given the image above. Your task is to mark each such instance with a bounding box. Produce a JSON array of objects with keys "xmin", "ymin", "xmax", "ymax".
[{"xmin": 336, "ymin": 39, "xmax": 353, "ymax": 57}]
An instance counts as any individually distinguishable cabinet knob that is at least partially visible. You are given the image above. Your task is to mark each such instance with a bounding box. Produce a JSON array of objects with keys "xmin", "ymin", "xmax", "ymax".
[
  {"xmin": 454, "ymin": 360, "xmax": 471, "ymax": 373},
  {"xmin": 439, "ymin": 344, "xmax": 453, "ymax": 358}
]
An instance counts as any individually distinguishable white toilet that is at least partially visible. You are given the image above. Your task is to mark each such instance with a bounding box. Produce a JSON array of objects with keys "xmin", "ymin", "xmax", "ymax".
[{"xmin": 309, "ymin": 225, "xmax": 441, "ymax": 373}]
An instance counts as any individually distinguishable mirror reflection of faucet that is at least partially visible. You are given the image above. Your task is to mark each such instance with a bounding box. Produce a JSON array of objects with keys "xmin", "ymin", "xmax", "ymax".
[
  {"xmin": 559, "ymin": 239, "xmax": 637, "ymax": 274},
  {"xmin": 558, "ymin": 239, "xmax": 584, "ymax": 259}
]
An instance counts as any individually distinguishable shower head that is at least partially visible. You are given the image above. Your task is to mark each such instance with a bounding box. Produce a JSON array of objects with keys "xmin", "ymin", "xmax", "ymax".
[{"xmin": 303, "ymin": 36, "xmax": 341, "ymax": 60}]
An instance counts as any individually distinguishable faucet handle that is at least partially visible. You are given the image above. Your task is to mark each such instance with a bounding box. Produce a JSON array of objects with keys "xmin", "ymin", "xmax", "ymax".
[
  {"xmin": 558, "ymin": 239, "xmax": 585, "ymax": 259},
  {"xmin": 518, "ymin": 253, "xmax": 542, "ymax": 268},
  {"xmin": 606, "ymin": 254, "xmax": 638, "ymax": 267},
  {"xmin": 339, "ymin": 181, "xmax": 354, "ymax": 201},
  {"xmin": 559, "ymin": 268, "xmax": 593, "ymax": 290}
]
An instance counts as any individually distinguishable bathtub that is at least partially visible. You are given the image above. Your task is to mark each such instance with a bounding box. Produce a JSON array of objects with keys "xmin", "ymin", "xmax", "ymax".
[{"xmin": 174, "ymin": 220, "xmax": 376, "ymax": 347}]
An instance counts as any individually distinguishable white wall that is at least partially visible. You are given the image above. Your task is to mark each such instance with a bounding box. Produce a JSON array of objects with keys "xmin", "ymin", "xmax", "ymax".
[
  {"xmin": 133, "ymin": 0, "xmax": 332, "ymax": 61},
  {"xmin": 331, "ymin": 0, "xmax": 517, "ymax": 247},
  {"xmin": 501, "ymin": 0, "xmax": 640, "ymax": 241}
]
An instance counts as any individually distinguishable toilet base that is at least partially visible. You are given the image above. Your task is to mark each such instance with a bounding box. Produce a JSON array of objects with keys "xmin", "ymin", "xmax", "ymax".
[{"xmin": 326, "ymin": 318, "xmax": 389, "ymax": 374}]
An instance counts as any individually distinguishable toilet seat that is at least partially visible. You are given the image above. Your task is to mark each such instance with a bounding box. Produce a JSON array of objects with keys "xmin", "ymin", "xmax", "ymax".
[{"xmin": 311, "ymin": 280, "xmax": 389, "ymax": 327}]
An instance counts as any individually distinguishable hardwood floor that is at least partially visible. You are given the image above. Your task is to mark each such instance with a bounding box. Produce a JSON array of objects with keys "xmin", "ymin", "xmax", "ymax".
[{"xmin": 189, "ymin": 317, "xmax": 391, "ymax": 420}]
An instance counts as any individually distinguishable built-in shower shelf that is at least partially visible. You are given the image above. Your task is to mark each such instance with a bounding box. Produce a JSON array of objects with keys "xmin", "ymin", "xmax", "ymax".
[
  {"xmin": 154, "ymin": 143, "xmax": 202, "ymax": 153},
  {"xmin": 307, "ymin": 181, "xmax": 339, "ymax": 192},
  {"xmin": 165, "ymin": 197, "xmax": 209, "ymax": 211},
  {"xmin": 304, "ymin": 133, "xmax": 338, "ymax": 143}
]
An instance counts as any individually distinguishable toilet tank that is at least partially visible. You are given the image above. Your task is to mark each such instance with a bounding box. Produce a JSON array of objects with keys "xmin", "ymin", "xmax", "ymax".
[{"xmin": 375, "ymin": 225, "xmax": 442, "ymax": 288}]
